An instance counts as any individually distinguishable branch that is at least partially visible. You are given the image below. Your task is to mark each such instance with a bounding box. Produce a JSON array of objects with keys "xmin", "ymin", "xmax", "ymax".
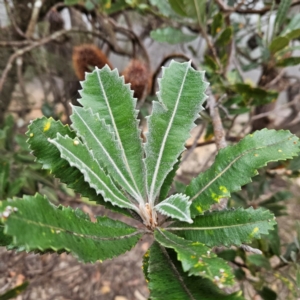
[
  {"xmin": 207, "ymin": 90, "xmax": 228, "ymax": 209},
  {"xmin": 207, "ymin": 90, "xmax": 227, "ymax": 151},
  {"xmin": 0, "ymin": 40, "xmax": 31, "ymax": 47},
  {"xmin": 151, "ymin": 54, "xmax": 197, "ymax": 95}
]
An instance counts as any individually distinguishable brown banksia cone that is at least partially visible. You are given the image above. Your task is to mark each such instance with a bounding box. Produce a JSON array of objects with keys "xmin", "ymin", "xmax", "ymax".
[
  {"xmin": 122, "ymin": 59, "xmax": 151, "ymax": 100},
  {"xmin": 72, "ymin": 44, "xmax": 112, "ymax": 80},
  {"xmin": 46, "ymin": 8, "xmax": 64, "ymax": 33}
]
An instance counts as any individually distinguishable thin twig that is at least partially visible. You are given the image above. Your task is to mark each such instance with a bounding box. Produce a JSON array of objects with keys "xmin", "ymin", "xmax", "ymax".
[
  {"xmin": 0, "ymin": 40, "xmax": 31, "ymax": 47},
  {"xmin": 207, "ymin": 89, "xmax": 228, "ymax": 209},
  {"xmin": 208, "ymin": 90, "xmax": 227, "ymax": 150},
  {"xmin": 16, "ymin": 57, "xmax": 30, "ymax": 118},
  {"xmin": 25, "ymin": 0, "xmax": 43, "ymax": 39},
  {"xmin": 4, "ymin": 0, "xmax": 27, "ymax": 39}
]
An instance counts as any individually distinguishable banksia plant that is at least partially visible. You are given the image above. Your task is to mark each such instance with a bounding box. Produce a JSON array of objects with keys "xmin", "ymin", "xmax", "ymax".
[
  {"xmin": 122, "ymin": 59, "xmax": 151, "ymax": 99},
  {"xmin": 72, "ymin": 44, "xmax": 112, "ymax": 80},
  {"xmin": 1, "ymin": 61, "xmax": 300, "ymax": 299}
]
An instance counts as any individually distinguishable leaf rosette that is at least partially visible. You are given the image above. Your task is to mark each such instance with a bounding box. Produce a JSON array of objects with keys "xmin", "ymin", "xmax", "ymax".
[{"xmin": 1, "ymin": 60, "xmax": 299, "ymax": 299}]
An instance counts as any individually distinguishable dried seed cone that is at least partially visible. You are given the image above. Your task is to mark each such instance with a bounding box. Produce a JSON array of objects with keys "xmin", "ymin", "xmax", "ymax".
[
  {"xmin": 122, "ymin": 59, "xmax": 151, "ymax": 100},
  {"xmin": 72, "ymin": 44, "xmax": 112, "ymax": 80}
]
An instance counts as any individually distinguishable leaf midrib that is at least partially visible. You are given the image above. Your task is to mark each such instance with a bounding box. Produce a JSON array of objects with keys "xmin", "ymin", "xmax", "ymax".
[
  {"xmin": 156, "ymin": 202, "xmax": 190, "ymax": 221},
  {"xmin": 95, "ymin": 69, "xmax": 143, "ymax": 202},
  {"xmin": 52, "ymin": 137, "xmax": 138, "ymax": 212},
  {"xmin": 148, "ymin": 63, "xmax": 190, "ymax": 203},
  {"xmin": 165, "ymin": 218, "xmax": 271, "ymax": 231},
  {"xmin": 73, "ymin": 108, "xmax": 141, "ymax": 202},
  {"xmin": 189, "ymin": 137, "xmax": 293, "ymax": 202},
  {"xmin": 159, "ymin": 244, "xmax": 197, "ymax": 300},
  {"xmin": 7, "ymin": 215, "xmax": 144, "ymax": 242}
]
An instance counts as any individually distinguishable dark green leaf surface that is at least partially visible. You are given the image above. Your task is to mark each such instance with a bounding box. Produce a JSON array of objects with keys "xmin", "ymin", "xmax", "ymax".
[
  {"xmin": 50, "ymin": 134, "xmax": 137, "ymax": 211},
  {"xmin": 247, "ymin": 254, "xmax": 271, "ymax": 270},
  {"xmin": 211, "ymin": 13, "xmax": 223, "ymax": 37},
  {"xmin": 0, "ymin": 160, "xmax": 9, "ymax": 199},
  {"xmin": 155, "ymin": 229, "xmax": 234, "ymax": 285},
  {"xmin": 285, "ymin": 29, "xmax": 300, "ymax": 40},
  {"xmin": 70, "ymin": 106, "xmax": 142, "ymax": 202},
  {"xmin": 269, "ymin": 37, "xmax": 289, "ymax": 54},
  {"xmin": 216, "ymin": 27, "xmax": 233, "ymax": 47},
  {"xmin": 0, "ymin": 282, "xmax": 29, "ymax": 300},
  {"xmin": 276, "ymin": 56, "xmax": 300, "ymax": 67},
  {"xmin": 0, "ymin": 194, "xmax": 142, "ymax": 262},
  {"xmin": 147, "ymin": 242, "xmax": 244, "ymax": 300},
  {"xmin": 0, "ymin": 225, "xmax": 12, "ymax": 246},
  {"xmin": 150, "ymin": 27, "xmax": 197, "ymax": 44},
  {"xmin": 168, "ymin": 207, "xmax": 276, "ymax": 247},
  {"xmin": 168, "ymin": 0, "xmax": 187, "ymax": 16},
  {"xmin": 186, "ymin": 129, "xmax": 299, "ymax": 216},
  {"xmin": 233, "ymin": 83, "xmax": 278, "ymax": 105},
  {"xmin": 26, "ymin": 117, "xmax": 125, "ymax": 214},
  {"xmin": 78, "ymin": 66, "xmax": 145, "ymax": 201}
]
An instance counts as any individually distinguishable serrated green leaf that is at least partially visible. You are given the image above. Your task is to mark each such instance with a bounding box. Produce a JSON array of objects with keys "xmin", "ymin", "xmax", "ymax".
[
  {"xmin": 0, "ymin": 194, "xmax": 142, "ymax": 263},
  {"xmin": 26, "ymin": 117, "xmax": 125, "ymax": 215},
  {"xmin": 70, "ymin": 106, "xmax": 142, "ymax": 202},
  {"xmin": 155, "ymin": 194, "xmax": 192, "ymax": 223},
  {"xmin": 216, "ymin": 27, "xmax": 233, "ymax": 47},
  {"xmin": 50, "ymin": 134, "xmax": 137, "ymax": 212},
  {"xmin": 167, "ymin": 207, "xmax": 276, "ymax": 247},
  {"xmin": 276, "ymin": 56, "xmax": 300, "ymax": 67},
  {"xmin": 150, "ymin": 27, "xmax": 197, "ymax": 44},
  {"xmin": 155, "ymin": 229, "xmax": 234, "ymax": 285},
  {"xmin": 145, "ymin": 60, "xmax": 208, "ymax": 205},
  {"xmin": 186, "ymin": 129, "xmax": 299, "ymax": 216},
  {"xmin": 148, "ymin": 242, "xmax": 244, "ymax": 300},
  {"xmin": 274, "ymin": 0, "xmax": 292, "ymax": 34},
  {"xmin": 79, "ymin": 66, "xmax": 145, "ymax": 201},
  {"xmin": 269, "ymin": 37, "xmax": 289, "ymax": 54}
]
